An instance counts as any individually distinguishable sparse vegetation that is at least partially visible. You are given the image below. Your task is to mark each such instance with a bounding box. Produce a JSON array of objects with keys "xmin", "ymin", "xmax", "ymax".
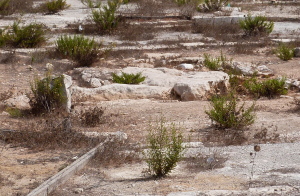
[
  {"xmin": 275, "ymin": 43, "xmax": 294, "ymax": 61},
  {"xmin": 43, "ymin": 0, "xmax": 70, "ymax": 14},
  {"xmin": 203, "ymin": 52, "xmax": 235, "ymax": 73},
  {"xmin": 205, "ymin": 92, "xmax": 255, "ymax": 129},
  {"xmin": 112, "ymin": 72, "xmax": 146, "ymax": 84},
  {"xmin": 56, "ymin": 35, "xmax": 101, "ymax": 66},
  {"xmin": 91, "ymin": 0, "xmax": 120, "ymax": 32},
  {"xmin": 80, "ymin": 106, "xmax": 105, "ymax": 127},
  {"xmin": 81, "ymin": 0, "xmax": 101, "ymax": 8},
  {"xmin": 144, "ymin": 117, "xmax": 184, "ymax": 177},
  {"xmin": 199, "ymin": 0, "xmax": 229, "ymax": 12},
  {"xmin": 29, "ymin": 71, "xmax": 67, "ymax": 115},
  {"xmin": 0, "ymin": 21, "xmax": 46, "ymax": 48},
  {"xmin": 239, "ymin": 14, "xmax": 274, "ymax": 37},
  {"xmin": 244, "ymin": 77, "xmax": 287, "ymax": 99}
]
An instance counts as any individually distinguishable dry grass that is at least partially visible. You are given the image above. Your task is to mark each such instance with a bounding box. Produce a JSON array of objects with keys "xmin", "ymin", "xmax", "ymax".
[
  {"xmin": 90, "ymin": 138, "xmax": 141, "ymax": 168},
  {"xmin": 192, "ymin": 22, "xmax": 242, "ymax": 42},
  {"xmin": 184, "ymin": 150, "xmax": 228, "ymax": 172},
  {"xmin": 0, "ymin": 114, "xmax": 105, "ymax": 150}
]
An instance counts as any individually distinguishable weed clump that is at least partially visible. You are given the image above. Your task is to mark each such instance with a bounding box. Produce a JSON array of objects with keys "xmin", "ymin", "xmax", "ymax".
[
  {"xmin": 239, "ymin": 15, "xmax": 274, "ymax": 37},
  {"xmin": 91, "ymin": 0, "xmax": 120, "ymax": 33},
  {"xmin": 0, "ymin": 0, "xmax": 10, "ymax": 15},
  {"xmin": 42, "ymin": 0, "xmax": 70, "ymax": 14},
  {"xmin": 29, "ymin": 71, "xmax": 67, "ymax": 115},
  {"xmin": 0, "ymin": 21, "xmax": 46, "ymax": 48},
  {"xmin": 112, "ymin": 72, "xmax": 146, "ymax": 84},
  {"xmin": 275, "ymin": 43, "xmax": 294, "ymax": 61},
  {"xmin": 205, "ymin": 93, "xmax": 255, "ymax": 129},
  {"xmin": 56, "ymin": 35, "xmax": 101, "ymax": 67},
  {"xmin": 144, "ymin": 117, "xmax": 184, "ymax": 177},
  {"xmin": 244, "ymin": 77, "xmax": 287, "ymax": 99}
]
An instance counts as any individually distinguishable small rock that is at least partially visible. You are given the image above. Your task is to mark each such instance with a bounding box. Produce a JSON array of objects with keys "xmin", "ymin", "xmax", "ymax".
[
  {"xmin": 45, "ymin": 63, "xmax": 54, "ymax": 71},
  {"xmin": 73, "ymin": 188, "xmax": 83, "ymax": 194},
  {"xmin": 178, "ymin": 63, "xmax": 194, "ymax": 70}
]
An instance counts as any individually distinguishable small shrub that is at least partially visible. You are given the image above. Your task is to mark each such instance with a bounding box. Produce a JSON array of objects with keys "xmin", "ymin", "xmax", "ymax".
[
  {"xmin": 56, "ymin": 35, "xmax": 101, "ymax": 67},
  {"xmin": 43, "ymin": 0, "xmax": 70, "ymax": 14},
  {"xmin": 91, "ymin": 0, "xmax": 120, "ymax": 32},
  {"xmin": 239, "ymin": 14, "xmax": 274, "ymax": 37},
  {"xmin": 1, "ymin": 21, "xmax": 46, "ymax": 48},
  {"xmin": 198, "ymin": 0, "xmax": 229, "ymax": 12},
  {"xmin": 275, "ymin": 43, "xmax": 294, "ymax": 61},
  {"xmin": 244, "ymin": 77, "xmax": 287, "ymax": 99},
  {"xmin": 80, "ymin": 106, "xmax": 105, "ymax": 127},
  {"xmin": 203, "ymin": 53, "xmax": 221, "ymax": 71},
  {"xmin": 144, "ymin": 117, "xmax": 184, "ymax": 177},
  {"xmin": 112, "ymin": 72, "xmax": 146, "ymax": 84},
  {"xmin": 29, "ymin": 71, "xmax": 67, "ymax": 115},
  {"xmin": 205, "ymin": 93, "xmax": 255, "ymax": 129},
  {"xmin": 203, "ymin": 52, "xmax": 233, "ymax": 72}
]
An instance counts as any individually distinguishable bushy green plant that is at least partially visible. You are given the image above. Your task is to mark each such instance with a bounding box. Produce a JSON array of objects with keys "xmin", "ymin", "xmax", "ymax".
[
  {"xmin": 30, "ymin": 71, "xmax": 67, "ymax": 114},
  {"xmin": 203, "ymin": 53, "xmax": 221, "ymax": 71},
  {"xmin": 205, "ymin": 93, "xmax": 255, "ymax": 129},
  {"xmin": 144, "ymin": 117, "xmax": 184, "ymax": 177},
  {"xmin": 199, "ymin": 0, "xmax": 229, "ymax": 12},
  {"xmin": 44, "ymin": 0, "xmax": 70, "ymax": 14},
  {"xmin": 0, "ymin": 0, "xmax": 10, "ymax": 15},
  {"xmin": 275, "ymin": 43, "xmax": 294, "ymax": 61},
  {"xmin": 56, "ymin": 35, "xmax": 100, "ymax": 66},
  {"xmin": 239, "ymin": 14, "xmax": 274, "ymax": 37},
  {"xmin": 244, "ymin": 77, "xmax": 287, "ymax": 99},
  {"xmin": 203, "ymin": 52, "xmax": 233, "ymax": 72},
  {"xmin": 91, "ymin": 0, "xmax": 120, "ymax": 32},
  {"xmin": 112, "ymin": 72, "xmax": 146, "ymax": 84},
  {"xmin": 1, "ymin": 21, "xmax": 46, "ymax": 48}
]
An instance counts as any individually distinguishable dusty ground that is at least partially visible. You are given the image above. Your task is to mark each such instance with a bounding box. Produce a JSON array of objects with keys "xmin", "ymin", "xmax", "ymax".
[{"xmin": 1, "ymin": 0, "xmax": 300, "ymax": 195}]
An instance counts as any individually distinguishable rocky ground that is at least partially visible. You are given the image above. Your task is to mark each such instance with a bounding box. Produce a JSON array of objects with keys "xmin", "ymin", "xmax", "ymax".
[{"xmin": 1, "ymin": 0, "xmax": 300, "ymax": 195}]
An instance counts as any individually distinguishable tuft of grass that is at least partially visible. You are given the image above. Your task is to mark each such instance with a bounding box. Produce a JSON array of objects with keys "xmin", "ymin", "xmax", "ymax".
[
  {"xmin": 144, "ymin": 116, "xmax": 184, "ymax": 177},
  {"xmin": 43, "ymin": 0, "xmax": 70, "ymax": 14},
  {"xmin": 239, "ymin": 14, "xmax": 274, "ymax": 37},
  {"xmin": 275, "ymin": 43, "xmax": 294, "ymax": 61},
  {"xmin": 244, "ymin": 77, "xmax": 287, "ymax": 99},
  {"xmin": 203, "ymin": 52, "xmax": 235, "ymax": 73},
  {"xmin": 5, "ymin": 107, "xmax": 24, "ymax": 117},
  {"xmin": 205, "ymin": 92, "xmax": 255, "ymax": 129},
  {"xmin": 91, "ymin": 0, "xmax": 120, "ymax": 33},
  {"xmin": 56, "ymin": 35, "xmax": 101, "ymax": 67},
  {"xmin": 0, "ymin": 21, "xmax": 46, "ymax": 48},
  {"xmin": 112, "ymin": 72, "xmax": 146, "ymax": 84},
  {"xmin": 29, "ymin": 71, "xmax": 67, "ymax": 115}
]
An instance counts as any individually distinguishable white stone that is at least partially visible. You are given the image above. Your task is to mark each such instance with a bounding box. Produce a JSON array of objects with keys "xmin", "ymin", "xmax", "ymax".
[
  {"xmin": 4, "ymin": 95, "xmax": 30, "ymax": 109},
  {"xmin": 178, "ymin": 63, "xmax": 194, "ymax": 70},
  {"xmin": 90, "ymin": 78, "xmax": 102, "ymax": 88}
]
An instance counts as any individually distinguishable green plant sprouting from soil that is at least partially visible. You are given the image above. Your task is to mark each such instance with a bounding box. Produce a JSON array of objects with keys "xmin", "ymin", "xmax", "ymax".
[
  {"xmin": 205, "ymin": 92, "xmax": 255, "ymax": 129},
  {"xmin": 91, "ymin": 0, "xmax": 120, "ymax": 32},
  {"xmin": 239, "ymin": 14, "xmax": 274, "ymax": 37},
  {"xmin": 43, "ymin": 0, "xmax": 70, "ymax": 14},
  {"xmin": 30, "ymin": 71, "xmax": 67, "ymax": 114},
  {"xmin": 275, "ymin": 43, "xmax": 294, "ymax": 61},
  {"xmin": 56, "ymin": 35, "xmax": 101, "ymax": 66},
  {"xmin": 144, "ymin": 116, "xmax": 184, "ymax": 177},
  {"xmin": 112, "ymin": 72, "xmax": 146, "ymax": 84},
  {"xmin": 244, "ymin": 77, "xmax": 287, "ymax": 99},
  {"xmin": 0, "ymin": 21, "xmax": 46, "ymax": 48}
]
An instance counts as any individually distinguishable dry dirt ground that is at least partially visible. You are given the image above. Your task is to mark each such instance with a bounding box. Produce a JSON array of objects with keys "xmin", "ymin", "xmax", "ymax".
[{"xmin": 1, "ymin": 0, "xmax": 300, "ymax": 195}]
